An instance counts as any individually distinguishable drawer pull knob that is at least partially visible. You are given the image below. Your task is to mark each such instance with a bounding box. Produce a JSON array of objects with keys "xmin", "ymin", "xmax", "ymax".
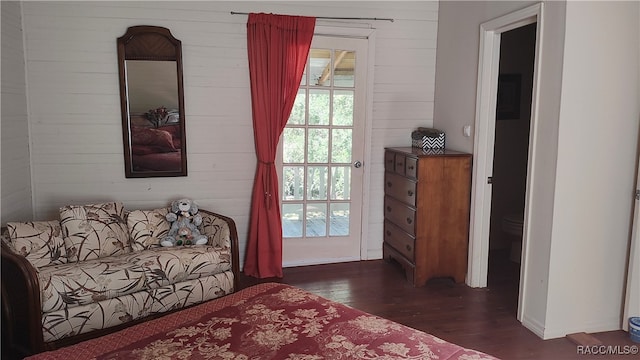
[
  {"xmin": 406, "ymin": 245, "xmax": 412, "ymax": 252},
  {"xmin": 386, "ymin": 230, "xmax": 391, "ymax": 236},
  {"xmin": 408, "ymin": 165, "xmax": 414, "ymax": 170},
  {"xmin": 386, "ymin": 206, "xmax": 392, "ymax": 212},
  {"xmin": 387, "ymin": 182, "xmax": 392, "ymax": 187},
  {"xmin": 406, "ymin": 218, "xmax": 413, "ymax": 224},
  {"xmin": 407, "ymin": 190, "xmax": 414, "ymax": 196},
  {"xmin": 398, "ymin": 162, "xmax": 404, "ymax": 166}
]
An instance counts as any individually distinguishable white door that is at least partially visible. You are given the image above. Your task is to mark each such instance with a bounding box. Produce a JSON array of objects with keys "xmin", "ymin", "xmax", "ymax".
[{"xmin": 279, "ymin": 35, "xmax": 368, "ymax": 267}]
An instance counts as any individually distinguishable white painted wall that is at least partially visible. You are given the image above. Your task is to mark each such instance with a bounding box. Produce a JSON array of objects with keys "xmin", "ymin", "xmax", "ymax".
[
  {"xmin": 15, "ymin": 1, "xmax": 439, "ymax": 265},
  {"xmin": 434, "ymin": 0, "xmax": 640, "ymax": 339},
  {"xmin": 433, "ymin": 1, "xmax": 537, "ymax": 153},
  {"xmin": 545, "ymin": 0, "xmax": 640, "ymax": 338},
  {"xmin": 1, "ymin": 1, "xmax": 33, "ymax": 224}
]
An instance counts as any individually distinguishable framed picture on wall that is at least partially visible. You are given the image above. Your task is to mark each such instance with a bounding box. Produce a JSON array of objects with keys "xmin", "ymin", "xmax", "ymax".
[{"xmin": 496, "ymin": 73, "xmax": 521, "ymax": 120}]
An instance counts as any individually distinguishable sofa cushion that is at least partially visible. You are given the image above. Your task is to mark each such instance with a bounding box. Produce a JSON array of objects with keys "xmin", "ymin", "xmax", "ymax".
[
  {"xmin": 38, "ymin": 255, "xmax": 147, "ymax": 313},
  {"xmin": 6, "ymin": 221, "xmax": 68, "ymax": 268},
  {"xmin": 40, "ymin": 273, "xmax": 234, "ymax": 342},
  {"xmin": 130, "ymin": 246, "xmax": 232, "ymax": 289},
  {"xmin": 37, "ymin": 245, "xmax": 231, "ymax": 313},
  {"xmin": 127, "ymin": 208, "xmax": 170, "ymax": 251},
  {"xmin": 60, "ymin": 202, "xmax": 130, "ymax": 262},
  {"xmin": 199, "ymin": 212, "xmax": 232, "ymax": 248}
]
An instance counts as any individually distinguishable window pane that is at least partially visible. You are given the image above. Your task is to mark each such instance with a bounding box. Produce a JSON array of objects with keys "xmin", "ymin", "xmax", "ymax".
[
  {"xmin": 306, "ymin": 203, "xmax": 327, "ymax": 237},
  {"xmin": 331, "ymin": 129, "xmax": 352, "ymax": 163},
  {"xmin": 288, "ymin": 89, "xmax": 306, "ymax": 125},
  {"xmin": 309, "ymin": 49, "xmax": 331, "ymax": 86},
  {"xmin": 282, "ymin": 203, "xmax": 303, "ymax": 238},
  {"xmin": 307, "ymin": 166, "xmax": 328, "ymax": 200},
  {"xmin": 307, "ymin": 128, "xmax": 328, "ymax": 163},
  {"xmin": 334, "ymin": 50, "xmax": 355, "ymax": 87},
  {"xmin": 308, "ymin": 89, "xmax": 330, "ymax": 125},
  {"xmin": 283, "ymin": 128, "xmax": 305, "ymax": 163},
  {"xmin": 330, "ymin": 203, "xmax": 350, "ymax": 236},
  {"xmin": 282, "ymin": 45, "xmax": 359, "ymax": 243},
  {"xmin": 331, "ymin": 166, "xmax": 351, "ymax": 200},
  {"xmin": 283, "ymin": 166, "xmax": 304, "ymax": 201},
  {"xmin": 332, "ymin": 90, "xmax": 354, "ymax": 126}
]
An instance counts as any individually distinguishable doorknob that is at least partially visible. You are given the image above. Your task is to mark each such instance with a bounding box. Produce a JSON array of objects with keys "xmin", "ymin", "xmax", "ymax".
[
  {"xmin": 353, "ymin": 160, "xmax": 362, "ymax": 168},
  {"xmin": 487, "ymin": 176, "xmax": 493, "ymax": 184}
]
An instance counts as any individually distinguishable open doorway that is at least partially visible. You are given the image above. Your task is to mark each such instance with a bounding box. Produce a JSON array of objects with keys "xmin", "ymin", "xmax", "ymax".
[
  {"xmin": 487, "ymin": 23, "xmax": 537, "ymax": 313},
  {"xmin": 467, "ymin": 3, "xmax": 544, "ymax": 325}
]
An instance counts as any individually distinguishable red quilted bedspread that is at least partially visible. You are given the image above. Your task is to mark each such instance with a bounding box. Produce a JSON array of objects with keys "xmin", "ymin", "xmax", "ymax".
[{"xmin": 28, "ymin": 283, "xmax": 499, "ymax": 360}]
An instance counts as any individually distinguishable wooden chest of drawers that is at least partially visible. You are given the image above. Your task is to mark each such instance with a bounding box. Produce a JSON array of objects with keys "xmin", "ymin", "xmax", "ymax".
[{"xmin": 383, "ymin": 147, "xmax": 472, "ymax": 286}]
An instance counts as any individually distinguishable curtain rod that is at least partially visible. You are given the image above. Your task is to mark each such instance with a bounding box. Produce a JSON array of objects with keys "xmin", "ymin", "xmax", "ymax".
[{"xmin": 230, "ymin": 11, "xmax": 394, "ymax": 22}]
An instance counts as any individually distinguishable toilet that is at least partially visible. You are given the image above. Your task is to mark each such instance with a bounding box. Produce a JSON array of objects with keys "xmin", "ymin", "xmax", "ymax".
[{"xmin": 502, "ymin": 213, "xmax": 524, "ymax": 263}]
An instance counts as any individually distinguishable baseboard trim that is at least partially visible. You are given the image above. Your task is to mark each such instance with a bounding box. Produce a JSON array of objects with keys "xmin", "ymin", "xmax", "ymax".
[
  {"xmin": 283, "ymin": 256, "xmax": 360, "ymax": 268},
  {"xmin": 542, "ymin": 320, "xmax": 622, "ymax": 340},
  {"xmin": 522, "ymin": 315, "xmax": 546, "ymax": 339}
]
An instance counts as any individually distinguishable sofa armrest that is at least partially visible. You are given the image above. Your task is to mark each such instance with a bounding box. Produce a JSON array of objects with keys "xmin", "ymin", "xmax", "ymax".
[
  {"xmin": 1, "ymin": 236, "xmax": 45, "ymax": 356},
  {"xmin": 198, "ymin": 210, "xmax": 240, "ymax": 291}
]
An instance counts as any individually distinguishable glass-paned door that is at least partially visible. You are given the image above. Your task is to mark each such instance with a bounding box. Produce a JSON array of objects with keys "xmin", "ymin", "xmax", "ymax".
[{"xmin": 280, "ymin": 35, "xmax": 368, "ymax": 266}]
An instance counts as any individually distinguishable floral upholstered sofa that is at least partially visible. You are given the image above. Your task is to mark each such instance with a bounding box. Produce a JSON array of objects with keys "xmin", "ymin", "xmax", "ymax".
[{"xmin": 1, "ymin": 202, "xmax": 239, "ymax": 356}]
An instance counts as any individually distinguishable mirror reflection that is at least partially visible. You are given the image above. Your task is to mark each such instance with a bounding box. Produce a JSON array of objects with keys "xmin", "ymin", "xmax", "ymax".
[
  {"xmin": 126, "ymin": 61, "xmax": 183, "ymax": 173},
  {"xmin": 117, "ymin": 26, "xmax": 187, "ymax": 178},
  {"xmin": 127, "ymin": 61, "xmax": 179, "ymax": 124}
]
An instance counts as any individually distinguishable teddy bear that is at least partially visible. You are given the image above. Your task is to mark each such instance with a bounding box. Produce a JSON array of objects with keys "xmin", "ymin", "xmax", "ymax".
[{"xmin": 160, "ymin": 198, "xmax": 208, "ymax": 247}]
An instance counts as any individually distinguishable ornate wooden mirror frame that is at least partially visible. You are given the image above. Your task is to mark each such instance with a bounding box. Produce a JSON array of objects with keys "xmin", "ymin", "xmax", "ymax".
[{"xmin": 117, "ymin": 26, "xmax": 187, "ymax": 178}]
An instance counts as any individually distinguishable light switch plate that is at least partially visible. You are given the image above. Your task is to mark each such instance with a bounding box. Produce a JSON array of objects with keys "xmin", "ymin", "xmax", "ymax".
[{"xmin": 463, "ymin": 125, "xmax": 472, "ymax": 137}]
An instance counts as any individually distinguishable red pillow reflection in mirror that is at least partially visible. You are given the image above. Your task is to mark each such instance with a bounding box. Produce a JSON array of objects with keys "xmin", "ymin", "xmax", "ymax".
[
  {"xmin": 131, "ymin": 145, "xmax": 179, "ymax": 155},
  {"xmin": 158, "ymin": 125, "xmax": 181, "ymax": 148},
  {"xmin": 158, "ymin": 124, "xmax": 180, "ymax": 138},
  {"xmin": 130, "ymin": 126, "xmax": 177, "ymax": 151}
]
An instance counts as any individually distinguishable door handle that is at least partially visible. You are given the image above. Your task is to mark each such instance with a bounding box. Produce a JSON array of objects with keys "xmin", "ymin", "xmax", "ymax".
[{"xmin": 353, "ymin": 160, "xmax": 362, "ymax": 168}]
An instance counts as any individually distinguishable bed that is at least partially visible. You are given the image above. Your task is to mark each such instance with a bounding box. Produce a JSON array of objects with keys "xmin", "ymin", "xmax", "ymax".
[
  {"xmin": 129, "ymin": 123, "xmax": 182, "ymax": 172},
  {"xmin": 26, "ymin": 283, "xmax": 499, "ymax": 360}
]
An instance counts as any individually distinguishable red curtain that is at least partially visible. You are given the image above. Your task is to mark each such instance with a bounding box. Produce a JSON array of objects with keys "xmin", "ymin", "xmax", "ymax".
[{"xmin": 244, "ymin": 13, "xmax": 316, "ymax": 278}]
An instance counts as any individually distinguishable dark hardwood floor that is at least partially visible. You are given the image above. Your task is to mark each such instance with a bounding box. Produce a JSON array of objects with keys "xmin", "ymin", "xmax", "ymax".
[
  {"xmin": 4, "ymin": 255, "xmax": 633, "ymax": 360},
  {"xmin": 240, "ymin": 255, "xmax": 636, "ymax": 360}
]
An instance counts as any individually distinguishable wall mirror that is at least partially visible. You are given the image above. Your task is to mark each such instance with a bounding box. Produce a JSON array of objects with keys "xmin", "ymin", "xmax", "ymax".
[{"xmin": 117, "ymin": 25, "xmax": 187, "ymax": 178}]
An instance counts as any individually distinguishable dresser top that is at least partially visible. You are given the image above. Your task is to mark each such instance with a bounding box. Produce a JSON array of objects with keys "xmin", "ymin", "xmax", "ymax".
[{"xmin": 385, "ymin": 147, "xmax": 471, "ymax": 157}]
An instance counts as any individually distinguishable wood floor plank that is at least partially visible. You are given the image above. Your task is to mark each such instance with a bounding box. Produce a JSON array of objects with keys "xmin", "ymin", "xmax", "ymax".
[{"xmin": 239, "ymin": 258, "xmax": 636, "ymax": 360}]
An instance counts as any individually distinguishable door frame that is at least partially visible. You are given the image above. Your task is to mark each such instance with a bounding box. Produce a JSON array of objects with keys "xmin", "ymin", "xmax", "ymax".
[
  {"xmin": 467, "ymin": 3, "xmax": 544, "ymax": 322},
  {"xmin": 623, "ymin": 157, "xmax": 640, "ymax": 331}
]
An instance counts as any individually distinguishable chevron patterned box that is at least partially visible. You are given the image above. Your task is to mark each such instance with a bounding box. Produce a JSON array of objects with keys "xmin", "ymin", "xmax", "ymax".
[{"xmin": 411, "ymin": 128, "xmax": 445, "ymax": 149}]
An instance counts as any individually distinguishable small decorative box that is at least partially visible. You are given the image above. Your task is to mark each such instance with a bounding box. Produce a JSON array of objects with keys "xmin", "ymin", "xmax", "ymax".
[{"xmin": 411, "ymin": 128, "xmax": 445, "ymax": 149}]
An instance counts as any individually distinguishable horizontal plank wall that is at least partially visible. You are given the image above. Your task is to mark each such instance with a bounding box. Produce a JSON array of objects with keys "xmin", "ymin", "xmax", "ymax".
[
  {"xmin": 20, "ymin": 1, "xmax": 439, "ymax": 266},
  {"xmin": 1, "ymin": 1, "xmax": 33, "ymax": 224}
]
